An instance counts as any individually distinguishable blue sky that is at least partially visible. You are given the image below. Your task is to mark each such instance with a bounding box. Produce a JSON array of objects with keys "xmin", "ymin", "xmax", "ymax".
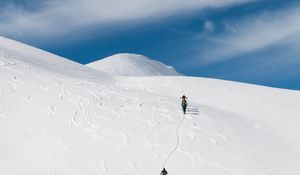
[{"xmin": 1, "ymin": 0, "xmax": 300, "ymax": 89}]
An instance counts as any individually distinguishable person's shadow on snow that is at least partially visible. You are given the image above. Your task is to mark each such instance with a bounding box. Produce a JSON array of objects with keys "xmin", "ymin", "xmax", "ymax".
[{"xmin": 186, "ymin": 105, "xmax": 199, "ymax": 115}]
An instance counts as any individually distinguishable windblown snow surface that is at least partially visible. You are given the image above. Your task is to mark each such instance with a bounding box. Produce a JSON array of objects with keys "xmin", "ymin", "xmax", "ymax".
[
  {"xmin": 1, "ymin": 36, "xmax": 300, "ymax": 175},
  {"xmin": 86, "ymin": 53, "xmax": 181, "ymax": 76}
]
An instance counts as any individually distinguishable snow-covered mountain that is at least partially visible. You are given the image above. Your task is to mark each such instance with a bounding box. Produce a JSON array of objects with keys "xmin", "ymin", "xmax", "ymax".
[
  {"xmin": 86, "ymin": 53, "xmax": 181, "ymax": 76},
  {"xmin": 1, "ymin": 36, "xmax": 300, "ymax": 175}
]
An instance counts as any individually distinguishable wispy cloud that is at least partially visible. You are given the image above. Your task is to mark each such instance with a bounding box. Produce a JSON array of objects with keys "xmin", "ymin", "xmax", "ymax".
[
  {"xmin": 198, "ymin": 6, "xmax": 300, "ymax": 64},
  {"xmin": 204, "ymin": 20, "xmax": 215, "ymax": 33},
  {"xmin": 0, "ymin": 0, "xmax": 251, "ymax": 38},
  {"xmin": 186, "ymin": 5, "xmax": 300, "ymax": 89}
]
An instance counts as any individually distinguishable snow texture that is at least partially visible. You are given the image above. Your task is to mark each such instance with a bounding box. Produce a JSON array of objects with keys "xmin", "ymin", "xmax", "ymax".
[
  {"xmin": 1, "ymin": 36, "xmax": 300, "ymax": 175},
  {"xmin": 86, "ymin": 53, "xmax": 182, "ymax": 76}
]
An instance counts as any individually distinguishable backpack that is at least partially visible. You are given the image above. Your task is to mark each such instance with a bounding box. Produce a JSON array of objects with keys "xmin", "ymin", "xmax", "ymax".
[{"xmin": 182, "ymin": 99, "xmax": 187, "ymax": 106}]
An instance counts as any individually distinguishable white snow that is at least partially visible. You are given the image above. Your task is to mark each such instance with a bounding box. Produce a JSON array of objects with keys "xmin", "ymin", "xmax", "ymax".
[
  {"xmin": 1, "ymin": 36, "xmax": 300, "ymax": 175},
  {"xmin": 86, "ymin": 53, "xmax": 182, "ymax": 76}
]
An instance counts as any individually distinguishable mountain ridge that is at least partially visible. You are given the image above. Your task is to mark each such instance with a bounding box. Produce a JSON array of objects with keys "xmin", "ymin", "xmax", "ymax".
[{"xmin": 0, "ymin": 36, "xmax": 111, "ymax": 81}]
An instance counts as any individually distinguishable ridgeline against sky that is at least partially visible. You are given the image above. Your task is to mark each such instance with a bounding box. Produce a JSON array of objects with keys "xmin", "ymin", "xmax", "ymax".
[{"xmin": 0, "ymin": 0, "xmax": 299, "ymax": 89}]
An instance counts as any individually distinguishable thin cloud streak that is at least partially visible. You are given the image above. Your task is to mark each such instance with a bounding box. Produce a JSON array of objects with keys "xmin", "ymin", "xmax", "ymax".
[
  {"xmin": 0, "ymin": 0, "xmax": 252, "ymax": 38},
  {"xmin": 198, "ymin": 6, "xmax": 300, "ymax": 64}
]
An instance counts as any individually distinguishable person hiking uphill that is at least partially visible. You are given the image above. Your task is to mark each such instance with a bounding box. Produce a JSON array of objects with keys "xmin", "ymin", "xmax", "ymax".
[
  {"xmin": 160, "ymin": 168, "xmax": 168, "ymax": 175},
  {"xmin": 180, "ymin": 95, "xmax": 188, "ymax": 114}
]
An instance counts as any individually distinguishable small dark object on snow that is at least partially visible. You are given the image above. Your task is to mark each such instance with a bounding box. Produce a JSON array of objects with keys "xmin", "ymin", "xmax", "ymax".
[
  {"xmin": 180, "ymin": 95, "xmax": 188, "ymax": 114},
  {"xmin": 160, "ymin": 168, "xmax": 168, "ymax": 175}
]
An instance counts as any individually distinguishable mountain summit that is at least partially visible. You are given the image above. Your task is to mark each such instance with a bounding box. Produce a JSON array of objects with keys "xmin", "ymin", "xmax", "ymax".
[{"xmin": 86, "ymin": 53, "xmax": 182, "ymax": 76}]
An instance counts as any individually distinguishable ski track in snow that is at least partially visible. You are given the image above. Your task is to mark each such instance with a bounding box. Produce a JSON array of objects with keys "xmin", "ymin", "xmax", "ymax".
[{"xmin": 163, "ymin": 113, "xmax": 186, "ymax": 168}]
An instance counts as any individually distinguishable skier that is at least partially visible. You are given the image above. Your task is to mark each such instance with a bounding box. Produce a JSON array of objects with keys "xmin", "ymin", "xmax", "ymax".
[
  {"xmin": 160, "ymin": 168, "xmax": 168, "ymax": 175},
  {"xmin": 180, "ymin": 95, "xmax": 188, "ymax": 114}
]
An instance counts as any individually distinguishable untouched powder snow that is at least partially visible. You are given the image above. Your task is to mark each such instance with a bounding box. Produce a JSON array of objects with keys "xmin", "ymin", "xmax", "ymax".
[
  {"xmin": 1, "ymin": 36, "xmax": 300, "ymax": 175},
  {"xmin": 86, "ymin": 53, "xmax": 182, "ymax": 76}
]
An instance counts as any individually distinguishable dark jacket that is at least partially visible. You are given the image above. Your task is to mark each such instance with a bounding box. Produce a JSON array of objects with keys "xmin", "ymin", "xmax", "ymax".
[{"xmin": 160, "ymin": 168, "xmax": 168, "ymax": 175}]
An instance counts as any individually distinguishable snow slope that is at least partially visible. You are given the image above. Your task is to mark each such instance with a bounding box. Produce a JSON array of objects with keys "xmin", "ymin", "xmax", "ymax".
[
  {"xmin": 86, "ymin": 53, "xmax": 181, "ymax": 76},
  {"xmin": 1, "ymin": 36, "xmax": 300, "ymax": 175},
  {"xmin": 0, "ymin": 37, "xmax": 110, "ymax": 81}
]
